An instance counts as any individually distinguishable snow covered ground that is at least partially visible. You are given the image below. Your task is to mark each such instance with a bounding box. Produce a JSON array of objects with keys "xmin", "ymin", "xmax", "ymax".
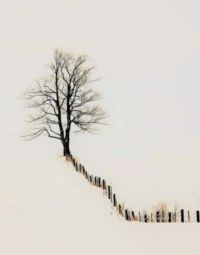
[
  {"xmin": 0, "ymin": 156, "xmax": 200, "ymax": 255},
  {"xmin": 0, "ymin": 0, "xmax": 200, "ymax": 253}
]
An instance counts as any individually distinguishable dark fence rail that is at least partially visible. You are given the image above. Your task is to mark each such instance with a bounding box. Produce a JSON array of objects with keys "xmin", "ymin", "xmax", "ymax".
[{"xmin": 68, "ymin": 155, "xmax": 200, "ymax": 223}]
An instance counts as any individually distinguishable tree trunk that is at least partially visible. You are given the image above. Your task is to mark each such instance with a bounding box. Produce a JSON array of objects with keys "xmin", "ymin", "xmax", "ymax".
[
  {"xmin": 63, "ymin": 142, "xmax": 70, "ymax": 157},
  {"xmin": 64, "ymin": 82, "xmax": 71, "ymax": 157}
]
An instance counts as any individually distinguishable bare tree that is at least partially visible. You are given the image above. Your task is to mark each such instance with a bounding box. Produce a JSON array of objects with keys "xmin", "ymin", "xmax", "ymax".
[{"xmin": 23, "ymin": 50, "xmax": 107, "ymax": 156}]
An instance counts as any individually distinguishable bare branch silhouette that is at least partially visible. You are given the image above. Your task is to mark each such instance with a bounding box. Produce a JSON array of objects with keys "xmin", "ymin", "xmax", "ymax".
[{"xmin": 23, "ymin": 50, "xmax": 107, "ymax": 156}]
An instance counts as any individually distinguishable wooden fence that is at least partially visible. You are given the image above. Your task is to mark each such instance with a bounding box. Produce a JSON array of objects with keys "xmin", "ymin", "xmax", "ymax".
[{"xmin": 68, "ymin": 155, "xmax": 200, "ymax": 223}]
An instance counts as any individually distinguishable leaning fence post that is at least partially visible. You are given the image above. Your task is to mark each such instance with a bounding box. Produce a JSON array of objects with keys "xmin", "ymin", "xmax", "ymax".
[
  {"xmin": 196, "ymin": 211, "xmax": 200, "ymax": 223},
  {"xmin": 181, "ymin": 209, "xmax": 184, "ymax": 223}
]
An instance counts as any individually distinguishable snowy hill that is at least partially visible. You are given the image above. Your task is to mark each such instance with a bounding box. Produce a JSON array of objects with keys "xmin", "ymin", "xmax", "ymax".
[{"xmin": 0, "ymin": 156, "xmax": 199, "ymax": 255}]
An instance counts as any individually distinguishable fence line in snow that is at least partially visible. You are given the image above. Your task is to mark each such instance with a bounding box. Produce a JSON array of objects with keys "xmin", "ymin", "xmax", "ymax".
[{"xmin": 68, "ymin": 155, "xmax": 200, "ymax": 223}]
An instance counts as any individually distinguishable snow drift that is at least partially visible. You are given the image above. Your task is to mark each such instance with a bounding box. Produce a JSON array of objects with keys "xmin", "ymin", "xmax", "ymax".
[{"xmin": 0, "ymin": 156, "xmax": 199, "ymax": 255}]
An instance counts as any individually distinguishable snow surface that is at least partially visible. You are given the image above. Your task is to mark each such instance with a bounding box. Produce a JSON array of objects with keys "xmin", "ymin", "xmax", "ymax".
[
  {"xmin": 0, "ymin": 156, "xmax": 199, "ymax": 255},
  {"xmin": 0, "ymin": 1, "xmax": 200, "ymax": 253}
]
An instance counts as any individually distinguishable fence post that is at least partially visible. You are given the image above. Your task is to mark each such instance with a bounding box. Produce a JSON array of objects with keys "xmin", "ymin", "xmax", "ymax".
[
  {"xmin": 181, "ymin": 209, "xmax": 184, "ymax": 223},
  {"xmin": 125, "ymin": 209, "xmax": 129, "ymax": 221},
  {"xmin": 113, "ymin": 194, "xmax": 117, "ymax": 207},
  {"xmin": 102, "ymin": 179, "xmax": 106, "ymax": 190},
  {"xmin": 144, "ymin": 213, "xmax": 148, "ymax": 223},
  {"xmin": 107, "ymin": 185, "xmax": 112, "ymax": 200},
  {"xmin": 196, "ymin": 211, "xmax": 200, "ymax": 223},
  {"xmin": 118, "ymin": 204, "xmax": 122, "ymax": 216},
  {"xmin": 131, "ymin": 211, "xmax": 135, "ymax": 221},
  {"xmin": 98, "ymin": 177, "xmax": 101, "ymax": 187},
  {"xmin": 82, "ymin": 166, "xmax": 85, "ymax": 175},
  {"xmin": 79, "ymin": 164, "xmax": 82, "ymax": 172},
  {"xmin": 168, "ymin": 212, "xmax": 172, "ymax": 222},
  {"xmin": 156, "ymin": 211, "xmax": 160, "ymax": 223}
]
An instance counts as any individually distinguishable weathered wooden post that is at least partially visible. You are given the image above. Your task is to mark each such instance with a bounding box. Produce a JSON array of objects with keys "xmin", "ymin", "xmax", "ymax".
[
  {"xmin": 144, "ymin": 213, "xmax": 148, "ymax": 223},
  {"xmin": 156, "ymin": 211, "xmax": 160, "ymax": 223},
  {"xmin": 102, "ymin": 179, "xmax": 106, "ymax": 190},
  {"xmin": 87, "ymin": 172, "xmax": 90, "ymax": 181},
  {"xmin": 107, "ymin": 185, "xmax": 112, "ymax": 200},
  {"xmin": 131, "ymin": 211, "xmax": 135, "ymax": 221},
  {"xmin": 118, "ymin": 204, "xmax": 122, "ymax": 216},
  {"xmin": 125, "ymin": 209, "xmax": 129, "ymax": 221},
  {"xmin": 181, "ymin": 209, "xmax": 184, "ymax": 223},
  {"xmin": 113, "ymin": 194, "xmax": 117, "ymax": 207},
  {"xmin": 82, "ymin": 166, "xmax": 85, "ymax": 175},
  {"xmin": 196, "ymin": 210, "xmax": 200, "ymax": 223},
  {"xmin": 98, "ymin": 177, "xmax": 101, "ymax": 187},
  {"xmin": 168, "ymin": 212, "xmax": 172, "ymax": 222}
]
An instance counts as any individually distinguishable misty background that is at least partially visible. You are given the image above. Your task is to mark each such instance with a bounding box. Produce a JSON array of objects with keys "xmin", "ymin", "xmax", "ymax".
[{"xmin": 0, "ymin": 0, "xmax": 200, "ymax": 210}]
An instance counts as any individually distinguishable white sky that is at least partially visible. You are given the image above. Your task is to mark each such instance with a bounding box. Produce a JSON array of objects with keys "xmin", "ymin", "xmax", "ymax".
[{"xmin": 0, "ymin": 0, "xmax": 200, "ymax": 208}]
